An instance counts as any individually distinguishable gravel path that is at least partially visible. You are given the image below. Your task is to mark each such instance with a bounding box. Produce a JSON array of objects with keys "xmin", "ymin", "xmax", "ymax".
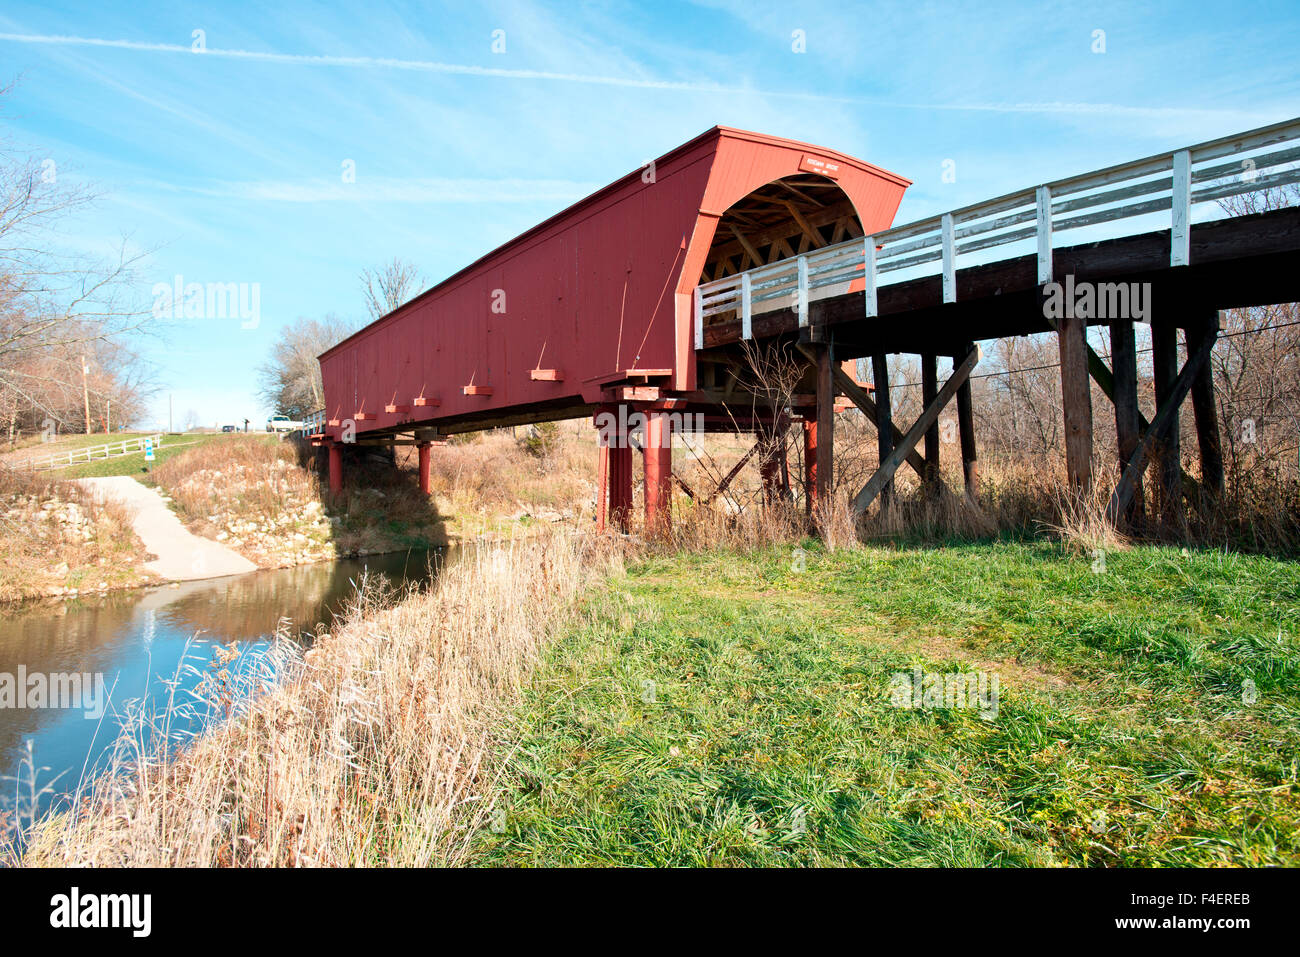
[{"xmin": 79, "ymin": 476, "xmax": 258, "ymax": 581}]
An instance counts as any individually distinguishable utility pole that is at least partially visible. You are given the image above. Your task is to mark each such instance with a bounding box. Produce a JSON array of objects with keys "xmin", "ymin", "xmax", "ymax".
[
  {"xmin": 169, "ymin": 394, "xmax": 173, "ymax": 434},
  {"xmin": 81, "ymin": 355, "xmax": 91, "ymax": 435}
]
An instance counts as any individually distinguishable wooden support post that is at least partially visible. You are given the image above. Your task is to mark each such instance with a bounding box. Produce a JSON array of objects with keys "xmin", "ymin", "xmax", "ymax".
[
  {"xmin": 871, "ymin": 352, "xmax": 894, "ymax": 509},
  {"xmin": 1151, "ymin": 322, "xmax": 1182, "ymax": 526},
  {"xmin": 1057, "ymin": 309, "xmax": 1093, "ymax": 491},
  {"xmin": 417, "ymin": 442, "xmax": 431, "ymax": 495},
  {"xmin": 922, "ymin": 353, "xmax": 940, "ymax": 491},
  {"xmin": 779, "ymin": 434, "xmax": 790, "ymax": 500},
  {"xmin": 328, "ymin": 443, "xmax": 343, "ymax": 496},
  {"xmin": 815, "ymin": 342, "xmax": 835, "ymax": 514},
  {"xmin": 611, "ymin": 440, "xmax": 632, "ymax": 533},
  {"xmin": 1189, "ymin": 312, "xmax": 1224, "ymax": 503},
  {"xmin": 596, "ymin": 407, "xmax": 634, "ymax": 533},
  {"xmin": 1108, "ymin": 330, "xmax": 1216, "ymax": 524},
  {"xmin": 803, "ymin": 418, "xmax": 817, "ymax": 515},
  {"xmin": 596, "ymin": 439, "xmax": 610, "ymax": 533},
  {"xmin": 1045, "ymin": 312, "xmax": 1184, "ymax": 493},
  {"xmin": 643, "ymin": 410, "xmax": 672, "ymax": 536},
  {"xmin": 759, "ymin": 423, "xmax": 787, "ymax": 506},
  {"xmin": 823, "ymin": 358, "xmax": 930, "ymax": 482},
  {"xmin": 760, "ymin": 451, "xmax": 779, "ymax": 504},
  {"xmin": 955, "ymin": 343, "xmax": 978, "ymax": 496},
  {"xmin": 1110, "ymin": 318, "xmax": 1144, "ymax": 526},
  {"xmin": 854, "ymin": 347, "xmax": 981, "ymax": 514}
]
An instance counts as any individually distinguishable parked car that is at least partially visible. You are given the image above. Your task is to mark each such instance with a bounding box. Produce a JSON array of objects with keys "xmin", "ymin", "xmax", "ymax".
[
  {"xmin": 265, "ymin": 414, "xmax": 304, "ymax": 432},
  {"xmin": 220, "ymin": 424, "xmax": 237, "ymax": 433}
]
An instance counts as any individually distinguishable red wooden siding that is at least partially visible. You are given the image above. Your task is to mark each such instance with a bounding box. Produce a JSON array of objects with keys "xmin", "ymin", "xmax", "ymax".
[{"xmin": 318, "ymin": 127, "xmax": 910, "ymax": 440}]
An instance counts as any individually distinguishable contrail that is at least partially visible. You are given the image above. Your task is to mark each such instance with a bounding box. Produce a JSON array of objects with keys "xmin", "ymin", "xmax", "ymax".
[
  {"xmin": 0, "ymin": 31, "xmax": 1271, "ymax": 120},
  {"xmin": 0, "ymin": 31, "xmax": 784, "ymax": 96}
]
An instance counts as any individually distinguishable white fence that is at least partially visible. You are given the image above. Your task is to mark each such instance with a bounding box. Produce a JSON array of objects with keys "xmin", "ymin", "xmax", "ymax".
[
  {"xmin": 10, "ymin": 434, "xmax": 164, "ymax": 471},
  {"xmin": 695, "ymin": 116, "xmax": 1300, "ymax": 346}
]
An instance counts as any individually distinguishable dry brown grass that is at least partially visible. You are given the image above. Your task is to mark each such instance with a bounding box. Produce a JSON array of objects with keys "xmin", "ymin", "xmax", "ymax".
[
  {"xmin": 14, "ymin": 529, "xmax": 623, "ymax": 866},
  {"xmin": 0, "ymin": 466, "xmax": 153, "ymax": 602},
  {"xmin": 13, "ymin": 411, "xmax": 1300, "ymax": 865},
  {"xmin": 399, "ymin": 425, "xmax": 595, "ymax": 538},
  {"xmin": 153, "ymin": 436, "xmax": 446, "ymax": 565}
]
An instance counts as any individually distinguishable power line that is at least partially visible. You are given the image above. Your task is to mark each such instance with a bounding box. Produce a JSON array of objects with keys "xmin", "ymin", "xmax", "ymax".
[{"xmin": 886, "ymin": 317, "xmax": 1300, "ymax": 388}]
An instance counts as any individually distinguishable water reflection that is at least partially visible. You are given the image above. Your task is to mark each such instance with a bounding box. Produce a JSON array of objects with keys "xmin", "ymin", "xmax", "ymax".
[{"xmin": 0, "ymin": 549, "xmax": 445, "ymax": 821}]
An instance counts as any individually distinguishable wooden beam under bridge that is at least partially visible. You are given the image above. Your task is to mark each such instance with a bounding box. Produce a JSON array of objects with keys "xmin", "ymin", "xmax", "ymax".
[
  {"xmin": 1042, "ymin": 312, "xmax": 1203, "ymax": 503},
  {"xmin": 795, "ymin": 343, "xmax": 933, "ymax": 484},
  {"xmin": 1107, "ymin": 326, "xmax": 1217, "ymax": 523},
  {"xmin": 852, "ymin": 346, "xmax": 981, "ymax": 514}
]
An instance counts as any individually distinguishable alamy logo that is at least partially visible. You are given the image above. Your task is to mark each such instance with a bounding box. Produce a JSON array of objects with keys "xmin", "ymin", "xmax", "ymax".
[
  {"xmin": 151, "ymin": 274, "xmax": 261, "ymax": 329},
  {"xmin": 595, "ymin": 405, "xmax": 704, "ymax": 448},
  {"xmin": 1042, "ymin": 274, "xmax": 1151, "ymax": 323},
  {"xmin": 50, "ymin": 887, "xmax": 151, "ymax": 937},
  {"xmin": 888, "ymin": 667, "xmax": 999, "ymax": 720},
  {"xmin": 0, "ymin": 667, "xmax": 107, "ymax": 719}
]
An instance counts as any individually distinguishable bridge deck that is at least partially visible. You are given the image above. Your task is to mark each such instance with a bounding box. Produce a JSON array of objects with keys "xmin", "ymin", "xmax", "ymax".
[
  {"xmin": 319, "ymin": 116, "xmax": 1300, "ymax": 536},
  {"xmin": 698, "ymin": 205, "xmax": 1300, "ymax": 359}
]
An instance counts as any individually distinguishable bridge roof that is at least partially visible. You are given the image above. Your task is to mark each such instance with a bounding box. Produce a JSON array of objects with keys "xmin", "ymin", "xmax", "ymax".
[
  {"xmin": 316, "ymin": 126, "xmax": 910, "ymax": 438},
  {"xmin": 321, "ymin": 127, "xmax": 909, "ymax": 361}
]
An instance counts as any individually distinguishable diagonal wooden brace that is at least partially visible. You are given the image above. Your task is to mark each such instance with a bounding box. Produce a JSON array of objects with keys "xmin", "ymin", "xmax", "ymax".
[
  {"xmin": 1042, "ymin": 314, "xmax": 1198, "ymax": 497},
  {"xmin": 704, "ymin": 436, "xmax": 764, "ymax": 505},
  {"xmin": 852, "ymin": 346, "xmax": 981, "ymax": 514},
  {"xmin": 795, "ymin": 344, "xmax": 929, "ymax": 482},
  {"xmin": 1106, "ymin": 329, "xmax": 1217, "ymax": 523}
]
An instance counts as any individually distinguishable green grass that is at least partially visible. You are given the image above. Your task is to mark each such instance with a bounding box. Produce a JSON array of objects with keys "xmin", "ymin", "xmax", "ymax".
[
  {"xmin": 53, "ymin": 433, "xmax": 277, "ymax": 479},
  {"xmin": 474, "ymin": 540, "xmax": 1300, "ymax": 866}
]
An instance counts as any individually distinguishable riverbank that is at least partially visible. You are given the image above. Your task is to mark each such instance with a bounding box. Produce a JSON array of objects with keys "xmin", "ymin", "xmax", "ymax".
[
  {"xmin": 12, "ymin": 528, "xmax": 614, "ymax": 865},
  {"xmin": 80, "ymin": 476, "xmax": 258, "ymax": 580},
  {"xmin": 0, "ymin": 467, "xmax": 157, "ymax": 602},
  {"xmin": 148, "ymin": 431, "xmax": 602, "ymax": 566},
  {"xmin": 0, "ymin": 426, "xmax": 599, "ymax": 605},
  {"xmin": 14, "ymin": 519, "xmax": 1298, "ymax": 866}
]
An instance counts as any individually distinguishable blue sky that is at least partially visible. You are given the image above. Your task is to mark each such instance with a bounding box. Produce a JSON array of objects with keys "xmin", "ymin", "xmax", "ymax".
[{"xmin": 1, "ymin": 0, "xmax": 1297, "ymax": 427}]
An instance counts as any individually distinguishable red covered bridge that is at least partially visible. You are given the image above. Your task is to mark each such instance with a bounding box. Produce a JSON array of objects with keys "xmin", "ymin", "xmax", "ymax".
[
  {"xmin": 316, "ymin": 117, "xmax": 1300, "ymax": 534},
  {"xmin": 316, "ymin": 126, "xmax": 911, "ymax": 531}
]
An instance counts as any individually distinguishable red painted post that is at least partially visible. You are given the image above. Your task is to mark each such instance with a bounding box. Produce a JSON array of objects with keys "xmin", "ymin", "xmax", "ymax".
[
  {"xmin": 760, "ymin": 421, "xmax": 788, "ymax": 505},
  {"xmin": 803, "ymin": 418, "xmax": 818, "ymax": 514},
  {"xmin": 417, "ymin": 442, "xmax": 431, "ymax": 495},
  {"xmin": 610, "ymin": 442, "xmax": 633, "ymax": 532},
  {"xmin": 596, "ymin": 438, "xmax": 611, "ymax": 533},
  {"xmin": 328, "ymin": 443, "xmax": 342, "ymax": 496},
  {"xmin": 643, "ymin": 410, "xmax": 672, "ymax": 535},
  {"xmin": 596, "ymin": 406, "xmax": 633, "ymax": 533}
]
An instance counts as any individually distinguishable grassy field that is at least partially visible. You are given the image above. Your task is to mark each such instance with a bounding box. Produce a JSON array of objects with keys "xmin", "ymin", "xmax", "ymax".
[{"xmin": 476, "ymin": 539, "xmax": 1300, "ymax": 866}]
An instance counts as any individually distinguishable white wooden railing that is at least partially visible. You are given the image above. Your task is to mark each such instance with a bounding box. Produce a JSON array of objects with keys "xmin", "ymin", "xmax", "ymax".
[
  {"xmin": 10, "ymin": 433, "xmax": 164, "ymax": 471},
  {"xmin": 295, "ymin": 410, "xmax": 326, "ymax": 437},
  {"xmin": 695, "ymin": 116, "xmax": 1300, "ymax": 346}
]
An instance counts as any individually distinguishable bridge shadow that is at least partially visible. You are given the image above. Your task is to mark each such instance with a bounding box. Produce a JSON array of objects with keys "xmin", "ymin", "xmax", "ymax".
[{"xmin": 292, "ymin": 440, "xmax": 452, "ymax": 555}]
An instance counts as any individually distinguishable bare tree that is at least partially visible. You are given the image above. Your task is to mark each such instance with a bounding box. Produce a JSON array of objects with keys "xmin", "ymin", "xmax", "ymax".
[
  {"xmin": 257, "ymin": 314, "xmax": 356, "ymax": 418},
  {"xmin": 1210, "ymin": 185, "xmax": 1300, "ymax": 489},
  {"xmin": 360, "ymin": 258, "xmax": 424, "ymax": 322},
  {"xmin": 0, "ymin": 84, "xmax": 152, "ymax": 438}
]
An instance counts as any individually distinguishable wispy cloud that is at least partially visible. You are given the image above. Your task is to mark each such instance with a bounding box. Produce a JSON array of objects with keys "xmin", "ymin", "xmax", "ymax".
[
  {"xmin": 0, "ymin": 30, "xmax": 1265, "ymax": 120},
  {"xmin": 157, "ymin": 176, "xmax": 600, "ymax": 204}
]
